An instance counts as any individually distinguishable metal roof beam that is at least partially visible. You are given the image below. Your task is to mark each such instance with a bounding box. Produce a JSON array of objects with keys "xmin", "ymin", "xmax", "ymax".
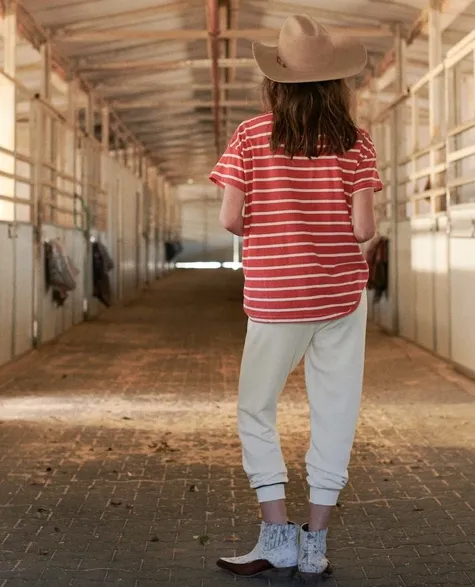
[
  {"xmin": 55, "ymin": 25, "xmax": 392, "ymax": 43},
  {"xmin": 111, "ymin": 99, "xmax": 259, "ymax": 110},
  {"xmin": 78, "ymin": 58, "xmax": 256, "ymax": 74},
  {"xmin": 97, "ymin": 82, "xmax": 259, "ymax": 94},
  {"xmin": 140, "ymin": 129, "xmax": 216, "ymax": 140},
  {"xmin": 127, "ymin": 116, "xmax": 241, "ymax": 130}
]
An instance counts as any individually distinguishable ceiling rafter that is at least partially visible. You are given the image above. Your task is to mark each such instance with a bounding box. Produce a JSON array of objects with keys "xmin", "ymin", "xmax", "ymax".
[
  {"xmin": 127, "ymin": 114, "xmax": 241, "ymax": 128},
  {"xmin": 96, "ymin": 82, "xmax": 259, "ymax": 93},
  {"xmin": 78, "ymin": 57, "xmax": 257, "ymax": 74},
  {"xmin": 115, "ymin": 99, "xmax": 258, "ymax": 111},
  {"xmin": 54, "ymin": 25, "xmax": 392, "ymax": 42}
]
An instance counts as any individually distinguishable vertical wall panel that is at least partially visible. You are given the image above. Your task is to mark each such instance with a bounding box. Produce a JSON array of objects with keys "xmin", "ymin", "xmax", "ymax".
[
  {"xmin": 14, "ymin": 224, "xmax": 34, "ymax": 357},
  {"xmin": 0, "ymin": 224, "xmax": 14, "ymax": 365},
  {"xmin": 62, "ymin": 228, "xmax": 75, "ymax": 331},
  {"xmin": 120, "ymin": 172, "xmax": 141, "ymax": 299},
  {"xmin": 41, "ymin": 225, "xmax": 60, "ymax": 344},
  {"xmin": 412, "ymin": 219, "xmax": 435, "ymax": 352},
  {"xmin": 397, "ymin": 221, "xmax": 415, "ymax": 339},
  {"xmin": 397, "ymin": 220, "xmax": 415, "ymax": 341},
  {"xmin": 105, "ymin": 161, "xmax": 122, "ymax": 302},
  {"xmin": 72, "ymin": 229, "xmax": 86, "ymax": 325},
  {"xmin": 434, "ymin": 225, "xmax": 450, "ymax": 359},
  {"xmin": 450, "ymin": 238, "xmax": 475, "ymax": 373}
]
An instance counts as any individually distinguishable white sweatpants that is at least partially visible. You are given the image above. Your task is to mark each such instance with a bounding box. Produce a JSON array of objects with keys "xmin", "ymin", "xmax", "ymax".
[{"xmin": 238, "ymin": 291, "xmax": 367, "ymax": 507}]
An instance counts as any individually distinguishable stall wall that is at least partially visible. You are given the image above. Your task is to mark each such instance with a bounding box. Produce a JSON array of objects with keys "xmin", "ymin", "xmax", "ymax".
[
  {"xmin": 368, "ymin": 27, "xmax": 475, "ymax": 378},
  {"xmin": 0, "ymin": 151, "xmax": 165, "ymax": 368}
]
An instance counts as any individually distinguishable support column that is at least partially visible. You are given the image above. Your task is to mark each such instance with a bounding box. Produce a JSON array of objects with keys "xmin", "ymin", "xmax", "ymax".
[
  {"xmin": 428, "ymin": 1, "xmax": 444, "ymax": 354},
  {"xmin": 113, "ymin": 120, "xmax": 119, "ymax": 161},
  {"xmin": 67, "ymin": 77, "xmax": 78, "ymax": 125},
  {"xmin": 0, "ymin": 0, "xmax": 17, "ymax": 223},
  {"xmin": 158, "ymin": 174, "xmax": 165, "ymax": 274},
  {"xmin": 41, "ymin": 43, "xmax": 56, "ymax": 224},
  {"xmin": 101, "ymin": 105, "xmax": 110, "ymax": 152},
  {"xmin": 0, "ymin": 0, "xmax": 17, "ymax": 359},
  {"xmin": 143, "ymin": 159, "xmax": 150, "ymax": 285},
  {"xmin": 67, "ymin": 77, "xmax": 79, "ymax": 231},
  {"xmin": 82, "ymin": 92, "xmax": 94, "ymax": 319},
  {"xmin": 429, "ymin": 1, "xmax": 443, "ymax": 140},
  {"xmin": 163, "ymin": 180, "xmax": 170, "ymax": 270},
  {"xmin": 149, "ymin": 167, "xmax": 159, "ymax": 280},
  {"xmin": 28, "ymin": 10, "xmax": 47, "ymax": 346},
  {"xmin": 40, "ymin": 42, "xmax": 51, "ymax": 99},
  {"xmin": 389, "ymin": 25, "xmax": 406, "ymax": 335},
  {"xmin": 66, "ymin": 77, "xmax": 78, "ymax": 232}
]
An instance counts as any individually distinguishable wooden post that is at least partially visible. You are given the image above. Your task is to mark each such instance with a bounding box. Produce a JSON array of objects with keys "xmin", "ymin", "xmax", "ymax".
[
  {"xmin": 389, "ymin": 25, "xmax": 406, "ymax": 335},
  {"xmin": 101, "ymin": 105, "xmax": 110, "ymax": 151},
  {"xmin": 428, "ymin": 0, "xmax": 444, "ymax": 354}
]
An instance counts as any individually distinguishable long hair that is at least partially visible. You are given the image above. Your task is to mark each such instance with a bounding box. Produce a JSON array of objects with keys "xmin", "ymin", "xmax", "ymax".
[{"xmin": 262, "ymin": 78, "xmax": 358, "ymax": 159}]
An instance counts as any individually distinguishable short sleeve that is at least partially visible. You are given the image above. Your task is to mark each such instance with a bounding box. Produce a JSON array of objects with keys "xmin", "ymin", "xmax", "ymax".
[
  {"xmin": 209, "ymin": 126, "xmax": 247, "ymax": 192},
  {"xmin": 353, "ymin": 131, "xmax": 383, "ymax": 194}
]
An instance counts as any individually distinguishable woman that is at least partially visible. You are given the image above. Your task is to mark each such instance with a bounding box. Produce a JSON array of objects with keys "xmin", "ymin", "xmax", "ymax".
[{"xmin": 209, "ymin": 14, "xmax": 382, "ymax": 583}]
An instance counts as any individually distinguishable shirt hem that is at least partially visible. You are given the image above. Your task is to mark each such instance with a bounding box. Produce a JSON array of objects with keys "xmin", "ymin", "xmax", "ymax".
[
  {"xmin": 352, "ymin": 181, "xmax": 383, "ymax": 194},
  {"xmin": 245, "ymin": 294, "xmax": 364, "ymax": 324},
  {"xmin": 209, "ymin": 174, "xmax": 246, "ymax": 193}
]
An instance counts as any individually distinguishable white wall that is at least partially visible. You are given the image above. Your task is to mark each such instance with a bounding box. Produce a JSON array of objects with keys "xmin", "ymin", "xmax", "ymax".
[{"xmin": 177, "ymin": 184, "xmax": 234, "ymax": 263}]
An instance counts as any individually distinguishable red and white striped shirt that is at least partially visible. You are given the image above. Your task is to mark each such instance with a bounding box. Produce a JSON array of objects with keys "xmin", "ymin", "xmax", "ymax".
[{"xmin": 209, "ymin": 113, "xmax": 383, "ymax": 323}]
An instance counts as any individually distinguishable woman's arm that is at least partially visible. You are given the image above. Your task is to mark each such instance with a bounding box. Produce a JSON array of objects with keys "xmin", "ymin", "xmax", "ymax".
[
  {"xmin": 352, "ymin": 188, "xmax": 376, "ymax": 243},
  {"xmin": 219, "ymin": 184, "xmax": 245, "ymax": 236}
]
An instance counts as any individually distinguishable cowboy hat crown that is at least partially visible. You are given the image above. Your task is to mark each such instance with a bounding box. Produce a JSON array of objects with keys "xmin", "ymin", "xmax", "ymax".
[{"xmin": 253, "ymin": 14, "xmax": 367, "ymax": 83}]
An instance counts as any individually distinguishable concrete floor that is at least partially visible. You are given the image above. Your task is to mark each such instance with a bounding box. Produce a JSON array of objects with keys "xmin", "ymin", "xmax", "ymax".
[{"xmin": 1, "ymin": 270, "xmax": 475, "ymax": 587}]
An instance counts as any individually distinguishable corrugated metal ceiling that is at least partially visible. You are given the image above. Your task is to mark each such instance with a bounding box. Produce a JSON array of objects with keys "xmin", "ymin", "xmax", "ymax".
[{"xmin": 7, "ymin": 0, "xmax": 475, "ymax": 181}]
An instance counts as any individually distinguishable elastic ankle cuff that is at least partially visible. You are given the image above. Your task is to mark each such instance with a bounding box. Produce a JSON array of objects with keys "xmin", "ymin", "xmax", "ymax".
[
  {"xmin": 309, "ymin": 487, "xmax": 340, "ymax": 506},
  {"xmin": 256, "ymin": 483, "xmax": 286, "ymax": 503}
]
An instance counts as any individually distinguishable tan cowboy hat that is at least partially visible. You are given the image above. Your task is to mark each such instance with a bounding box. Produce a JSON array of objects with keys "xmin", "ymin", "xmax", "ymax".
[{"xmin": 253, "ymin": 14, "xmax": 367, "ymax": 83}]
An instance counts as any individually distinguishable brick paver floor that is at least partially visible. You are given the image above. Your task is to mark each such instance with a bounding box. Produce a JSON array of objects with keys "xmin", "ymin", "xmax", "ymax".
[{"xmin": 1, "ymin": 270, "xmax": 475, "ymax": 587}]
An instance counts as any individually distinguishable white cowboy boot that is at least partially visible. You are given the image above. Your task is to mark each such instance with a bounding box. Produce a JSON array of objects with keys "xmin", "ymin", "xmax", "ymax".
[
  {"xmin": 217, "ymin": 521, "xmax": 298, "ymax": 577},
  {"xmin": 298, "ymin": 524, "xmax": 333, "ymax": 583}
]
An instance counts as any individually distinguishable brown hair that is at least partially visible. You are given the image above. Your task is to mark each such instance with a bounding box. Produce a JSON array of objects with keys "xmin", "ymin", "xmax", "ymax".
[{"xmin": 262, "ymin": 78, "xmax": 358, "ymax": 159}]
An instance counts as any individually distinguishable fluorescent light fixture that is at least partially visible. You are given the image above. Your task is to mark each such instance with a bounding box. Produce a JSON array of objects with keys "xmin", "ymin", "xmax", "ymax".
[
  {"xmin": 175, "ymin": 262, "xmax": 242, "ymax": 270},
  {"xmin": 176, "ymin": 262, "xmax": 221, "ymax": 269},
  {"xmin": 222, "ymin": 262, "xmax": 242, "ymax": 270}
]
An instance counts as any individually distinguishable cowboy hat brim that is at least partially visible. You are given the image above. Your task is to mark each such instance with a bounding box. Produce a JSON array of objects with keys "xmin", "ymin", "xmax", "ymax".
[{"xmin": 252, "ymin": 35, "xmax": 367, "ymax": 83}]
